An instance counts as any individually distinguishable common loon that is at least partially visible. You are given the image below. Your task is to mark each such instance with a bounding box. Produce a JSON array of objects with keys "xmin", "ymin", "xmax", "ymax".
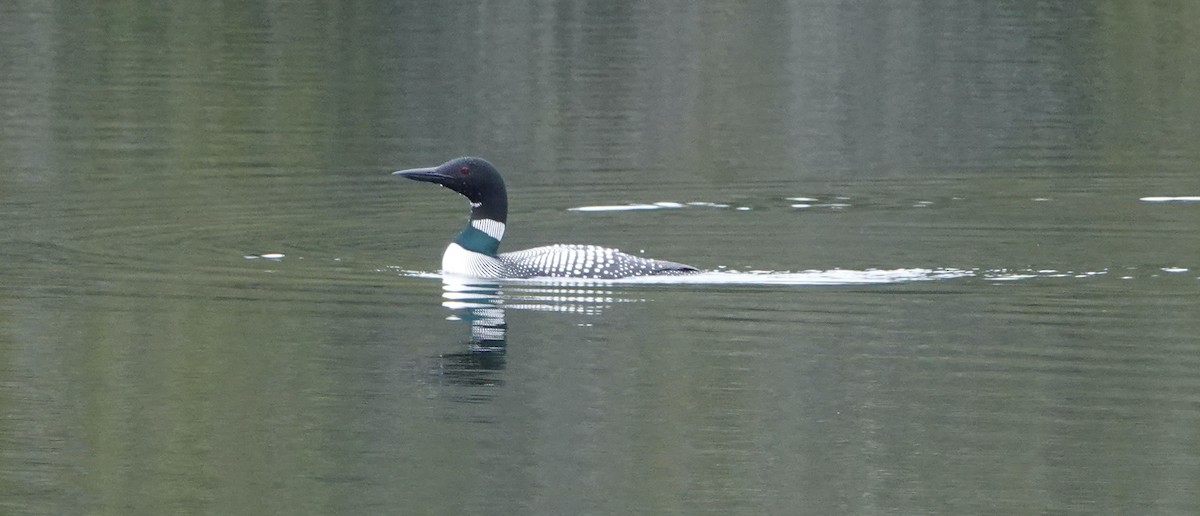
[{"xmin": 392, "ymin": 157, "xmax": 698, "ymax": 279}]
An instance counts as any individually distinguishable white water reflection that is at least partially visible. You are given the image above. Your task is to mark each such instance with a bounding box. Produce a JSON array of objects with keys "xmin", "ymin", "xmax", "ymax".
[
  {"xmin": 424, "ymin": 266, "xmax": 1043, "ymax": 353},
  {"xmin": 440, "ymin": 277, "xmax": 649, "ymax": 351},
  {"xmin": 599, "ymin": 268, "xmax": 972, "ymax": 285},
  {"xmin": 441, "ymin": 280, "xmax": 507, "ymax": 351},
  {"xmin": 397, "ymin": 266, "xmax": 1155, "ymax": 289},
  {"xmin": 568, "ymin": 197, "xmax": 859, "ymax": 212},
  {"xmin": 1140, "ymin": 196, "xmax": 1200, "ymax": 202}
]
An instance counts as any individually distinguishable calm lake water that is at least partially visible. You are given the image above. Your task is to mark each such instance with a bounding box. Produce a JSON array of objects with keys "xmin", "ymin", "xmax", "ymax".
[{"xmin": 3, "ymin": 1, "xmax": 1200, "ymax": 514}]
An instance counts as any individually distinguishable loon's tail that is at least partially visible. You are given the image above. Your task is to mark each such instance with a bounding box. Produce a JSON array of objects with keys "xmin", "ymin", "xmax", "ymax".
[{"xmin": 650, "ymin": 260, "xmax": 699, "ymax": 275}]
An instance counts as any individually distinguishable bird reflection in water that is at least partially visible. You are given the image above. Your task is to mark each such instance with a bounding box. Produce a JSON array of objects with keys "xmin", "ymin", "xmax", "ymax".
[
  {"xmin": 435, "ymin": 279, "xmax": 509, "ymax": 383},
  {"xmin": 432, "ymin": 277, "xmax": 640, "ymax": 389}
]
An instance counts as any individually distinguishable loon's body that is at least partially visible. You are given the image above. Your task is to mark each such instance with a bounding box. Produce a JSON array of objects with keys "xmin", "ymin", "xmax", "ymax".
[{"xmin": 393, "ymin": 157, "xmax": 697, "ymax": 279}]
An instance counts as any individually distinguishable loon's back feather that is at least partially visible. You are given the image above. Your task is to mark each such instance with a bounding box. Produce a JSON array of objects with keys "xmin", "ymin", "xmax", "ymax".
[{"xmin": 500, "ymin": 244, "xmax": 697, "ymax": 279}]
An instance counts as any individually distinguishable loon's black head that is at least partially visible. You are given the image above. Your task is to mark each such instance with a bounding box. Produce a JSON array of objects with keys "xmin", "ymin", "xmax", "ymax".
[{"xmin": 392, "ymin": 157, "xmax": 508, "ymax": 222}]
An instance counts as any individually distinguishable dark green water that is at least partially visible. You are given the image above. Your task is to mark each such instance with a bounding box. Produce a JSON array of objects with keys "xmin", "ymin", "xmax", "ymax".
[{"xmin": 3, "ymin": 2, "xmax": 1199, "ymax": 514}]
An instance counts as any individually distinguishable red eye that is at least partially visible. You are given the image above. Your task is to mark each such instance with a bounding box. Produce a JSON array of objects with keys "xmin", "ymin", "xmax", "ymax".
[{"xmin": 459, "ymin": 166, "xmax": 470, "ymax": 175}]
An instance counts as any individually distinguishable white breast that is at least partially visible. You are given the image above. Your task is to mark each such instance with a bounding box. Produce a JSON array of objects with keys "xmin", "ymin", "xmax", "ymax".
[{"xmin": 442, "ymin": 242, "xmax": 505, "ymax": 278}]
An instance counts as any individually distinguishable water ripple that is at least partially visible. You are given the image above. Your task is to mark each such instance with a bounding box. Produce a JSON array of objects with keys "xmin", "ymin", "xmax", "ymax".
[{"xmin": 391, "ymin": 265, "xmax": 1200, "ymax": 288}]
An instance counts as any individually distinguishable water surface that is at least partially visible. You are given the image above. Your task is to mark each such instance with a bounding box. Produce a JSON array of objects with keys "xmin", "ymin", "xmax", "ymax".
[{"xmin": 2, "ymin": 1, "xmax": 1199, "ymax": 514}]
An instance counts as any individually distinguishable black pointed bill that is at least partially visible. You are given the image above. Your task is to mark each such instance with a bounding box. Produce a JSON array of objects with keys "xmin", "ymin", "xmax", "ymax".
[{"xmin": 392, "ymin": 166, "xmax": 444, "ymax": 182}]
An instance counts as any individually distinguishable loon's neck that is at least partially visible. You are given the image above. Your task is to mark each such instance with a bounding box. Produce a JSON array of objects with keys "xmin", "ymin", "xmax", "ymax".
[{"xmin": 453, "ymin": 199, "xmax": 507, "ymax": 257}]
